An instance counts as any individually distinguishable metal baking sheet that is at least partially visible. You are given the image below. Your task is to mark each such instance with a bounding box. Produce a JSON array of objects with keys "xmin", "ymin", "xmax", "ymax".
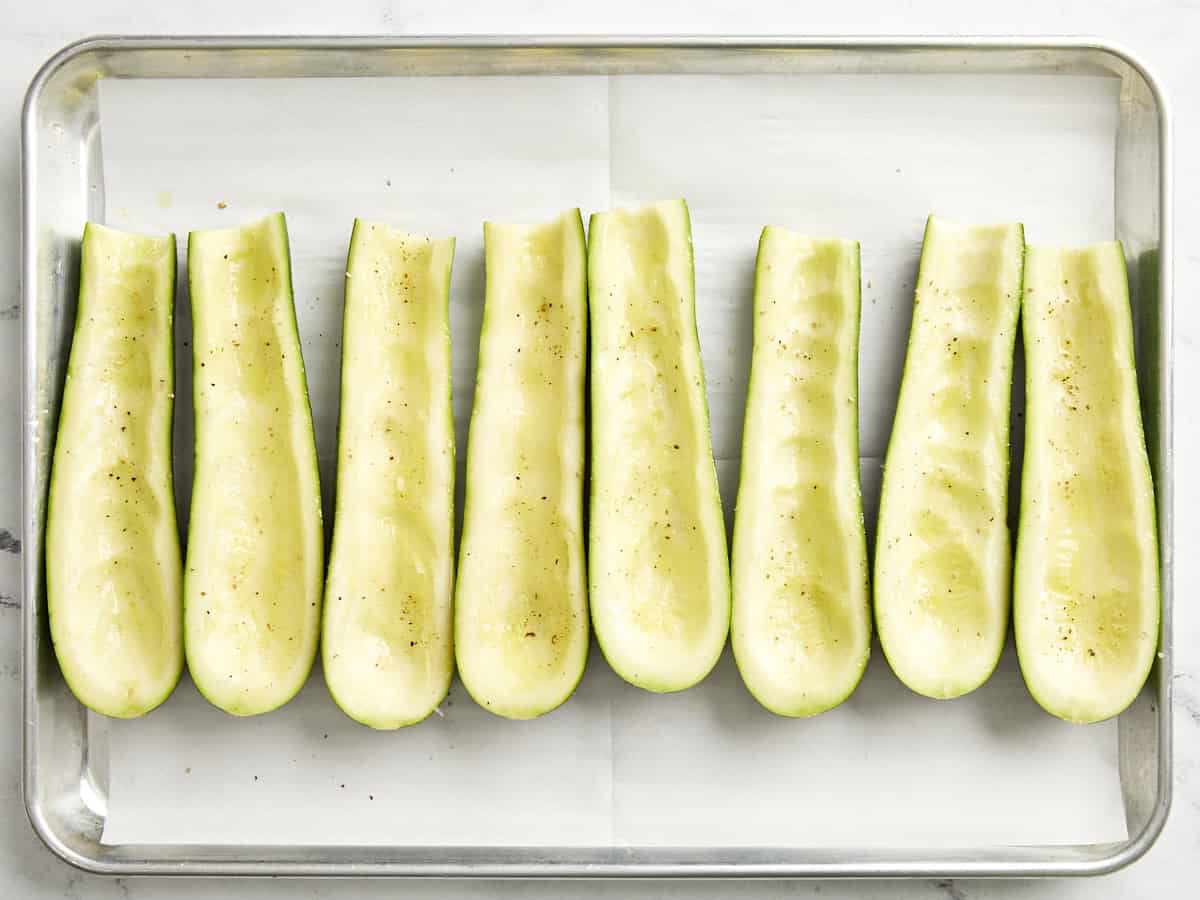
[{"xmin": 20, "ymin": 36, "xmax": 1173, "ymax": 878}]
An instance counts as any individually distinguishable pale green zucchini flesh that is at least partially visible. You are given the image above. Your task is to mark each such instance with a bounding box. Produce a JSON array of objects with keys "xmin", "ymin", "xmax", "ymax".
[
  {"xmin": 1015, "ymin": 243, "xmax": 1160, "ymax": 723},
  {"xmin": 184, "ymin": 212, "xmax": 324, "ymax": 716},
  {"xmin": 323, "ymin": 221, "xmax": 456, "ymax": 729},
  {"xmin": 587, "ymin": 198, "xmax": 730, "ymax": 693},
  {"xmin": 455, "ymin": 208, "xmax": 589, "ymax": 719},
  {"xmin": 46, "ymin": 223, "xmax": 182, "ymax": 718},
  {"xmin": 875, "ymin": 216, "xmax": 1023, "ymax": 699},
  {"xmin": 732, "ymin": 228, "xmax": 870, "ymax": 716}
]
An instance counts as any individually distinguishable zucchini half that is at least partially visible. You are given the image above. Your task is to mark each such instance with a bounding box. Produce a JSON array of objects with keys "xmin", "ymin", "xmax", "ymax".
[
  {"xmin": 184, "ymin": 213, "xmax": 324, "ymax": 716},
  {"xmin": 732, "ymin": 227, "xmax": 871, "ymax": 716},
  {"xmin": 874, "ymin": 216, "xmax": 1023, "ymax": 700},
  {"xmin": 1015, "ymin": 242, "xmax": 1160, "ymax": 723},
  {"xmin": 587, "ymin": 198, "xmax": 730, "ymax": 693},
  {"xmin": 323, "ymin": 221, "xmax": 456, "ymax": 728},
  {"xmin": 46, "ymin": 224, "xmax": 182, "ymax": 717},
  {"xmin": 455, "ymin": 209, "xmax": 589, "ymax": 719}
]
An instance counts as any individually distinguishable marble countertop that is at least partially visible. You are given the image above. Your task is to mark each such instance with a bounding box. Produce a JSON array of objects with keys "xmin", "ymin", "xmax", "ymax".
[{"xmin": 2, "ymin": 1, "xmax": 1196, "ymax": 897}]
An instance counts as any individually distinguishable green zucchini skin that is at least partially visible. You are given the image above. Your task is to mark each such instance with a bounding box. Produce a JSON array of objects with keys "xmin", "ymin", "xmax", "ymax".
[
  {"xmin": 46, "ymin": 224, "xmax": 182, "ymax": 718},
  {"xmin": 587, "ymin": 198, "xmax": 730, "ymax": 693},
  {"xmin": 1015, "ymin": 243, "xmax": 1160, "ymax": 724},
  {"xmin": 455, "ymin": 209, "xmax": 589, "ymax": 719},
  {"xmin": 184, "ymin": 213, "xmax": 324, "ymax": 716},
  {"xmin": 323, "ymin": 221, "xmax": 456, "ymax": 729},
  {"xmin": 874, "ymin": 216, "xmax": 1024, "ymax": 700},
  {"xmin": 732, "ymin": 228, "xmax": 870, "ymax": 716}
]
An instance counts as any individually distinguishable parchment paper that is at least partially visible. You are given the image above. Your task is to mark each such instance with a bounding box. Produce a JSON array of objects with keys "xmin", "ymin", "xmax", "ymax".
[{"xmin": 96, "ymin": 71, "xmax": 1127, "ymax": 848}]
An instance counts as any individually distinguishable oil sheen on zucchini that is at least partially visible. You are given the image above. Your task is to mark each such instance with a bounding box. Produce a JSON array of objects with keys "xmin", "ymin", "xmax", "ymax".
[
  {"xmin": 185, "ymin": 213, "xmax": 324, "ymax": 716},
  {"xmin": 1015, "ymin": 242, "xmax": 1159, "ymax": 723},
  {"xmin": 45, "ymin": 223, "xmax": 182, "ymax": 718},
  {"xmin": 588, "ymin": 198, "xmax": 730, "ymax": 693},
  {"xmin": 875, "ymin": 216, "xmax": 1023, "ymax": 700},
  {"xmin": 732, "ymin": 228, "xmax": 870, "ymax": 716},
  {"xmin": 455, "ymin": 209, "xmax": 589, "ymax": 719},
  {"xmin": 323, "ymin": 221, "xmax": 456, "ymax": 728}
]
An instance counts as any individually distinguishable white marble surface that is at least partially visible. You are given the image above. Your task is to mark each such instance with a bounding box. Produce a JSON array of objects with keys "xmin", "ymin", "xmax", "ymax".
[{"xmin": 2, "ymin": 1, "xmax": 1197, "ymax": 897}]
